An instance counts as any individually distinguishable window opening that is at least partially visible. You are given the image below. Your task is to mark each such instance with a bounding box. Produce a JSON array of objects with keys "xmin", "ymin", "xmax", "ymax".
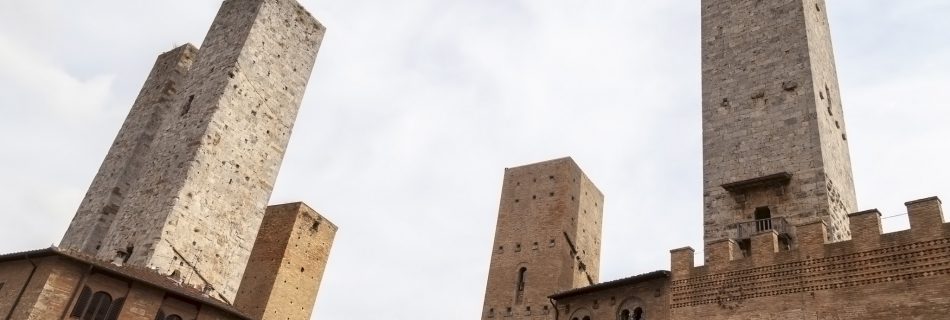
[
  {"xmin": 515, "ymin": 267, "xmax": 527, "ymax": 303},
  {"xmin": 82, "ymin": 291, "xmax": 113, "ymax": 320},
  {"xmin": 754, "ymin": 206, "xmax": 772, "ymax": 232},
  {"xmin": 633, "ymin": 307, "xmax": 643, "ymax": 320}
]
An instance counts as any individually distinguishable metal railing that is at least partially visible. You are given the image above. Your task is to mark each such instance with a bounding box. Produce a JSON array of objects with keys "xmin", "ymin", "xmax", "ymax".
[{"xmin": 736, "ymin": 217, "xmax": 793, "ymax": 240}]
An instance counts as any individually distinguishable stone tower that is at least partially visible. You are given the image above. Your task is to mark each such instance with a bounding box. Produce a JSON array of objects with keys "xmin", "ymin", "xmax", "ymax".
[
  {"xmin": 235, "ymin": 202, "xmax": 337, "ymax": 320},
  {"xmin": 481, "ymin": 157, "xmax": 603, "ymax": 319},
  {"xmin": 701, "ymin": 0, "xmax": 857, "ymax": 246},
  {"xmin": 61, "ymin": 44, "xmax": 197, "ymax": 254},
  {"xmin": 61, "ymin": 0, "xmax": 326, "ymax": 302}
]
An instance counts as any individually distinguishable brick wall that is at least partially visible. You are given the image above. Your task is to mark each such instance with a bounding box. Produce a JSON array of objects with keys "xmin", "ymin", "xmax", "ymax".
[
  {"xmin": 671, "ymin": 197, "xmax": 950, "ymax": 319},
  {"xmin": 235, "ymin": 202, "xmax": 337, "ymax": 320},
  {"xmin": 481, "ymin": 158, "xmax": 604, "ymax": 319}
]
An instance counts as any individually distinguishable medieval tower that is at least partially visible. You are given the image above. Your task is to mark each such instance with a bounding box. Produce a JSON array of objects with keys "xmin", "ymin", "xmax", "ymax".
[
  {"xmin": 59, "ymin": 0, "xmax": 326, "ymax": 303},
  {"xmin": 701, "ymin": 0, "xmax": 858, "ymax": 246},
  {"xmin": 481, "ymin": 158, "xmax": 604, "ymax": 319}
]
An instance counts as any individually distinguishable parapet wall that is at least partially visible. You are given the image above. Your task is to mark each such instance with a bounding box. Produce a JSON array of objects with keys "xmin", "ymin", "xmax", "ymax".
[{"xmin": 669, "ymin": 197, "xmax": 950, "ymax": 319}]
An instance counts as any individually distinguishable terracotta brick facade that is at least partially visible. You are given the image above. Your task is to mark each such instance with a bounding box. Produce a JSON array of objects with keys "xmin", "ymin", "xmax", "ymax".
[{"xmin": 481, "ymin": 158, "xmax": 604, "ymax": 320}]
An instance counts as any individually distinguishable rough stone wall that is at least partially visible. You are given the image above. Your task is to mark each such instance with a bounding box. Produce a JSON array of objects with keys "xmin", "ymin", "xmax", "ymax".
[
  {"xmin": 60, "ymin": 44, "xmax": 197, "ymax": 254},
  {"xmin": 481, "ymin": 157, "xmax": 604, "ymax": 319},
  {"xmin": 96, "ymin": 0, "xmax": 325, "ymax": 301},
  {"xmin": 701, "ymin": 0, "xmax": 857, "ymax": 245},
  {"xmin": 552, "ymin": 277, "xmax": 670, "ymax": 320},
  {"xmin": 671, "ymin": 197, "xmax": 950, "ymax": 319},
  {"xmin": 234, "ymin": 202, "xmax": 337, "ymax": 320}
]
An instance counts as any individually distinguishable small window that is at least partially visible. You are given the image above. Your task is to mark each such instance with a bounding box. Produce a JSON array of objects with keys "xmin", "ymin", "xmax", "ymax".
[
  {"xmin": 633, "ymin": 307, "xmax": 644, "ymax": 320},
  {"xmin": 82, "ymin": 291, "xmax": 113, "ymax": 320},
  {"xmin": 515, "ymin": 267, "xmax": 527, "ymax": 304},
  {"xmin": 754, "ymin": 206, "xmax": 772, "ymax": 231}
]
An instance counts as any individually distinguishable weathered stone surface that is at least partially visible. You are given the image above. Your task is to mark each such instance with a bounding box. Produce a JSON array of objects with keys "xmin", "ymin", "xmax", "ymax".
[
  {"xmin": 481, "ymin": 157, "xmax": 604, "ymax": 319},
  {"xmin": 94, "ymin": 0, "xmax": 326, "ymax": 301},
  {"xmin": 234, "ymin": 202, "xmax": 337, "ymax": 320},
  {"xmin": 701, "ymin": 0, "xmax": 857, "ymax": 244},
  {"xmin": 61, "ymin": 44, "xmax": 197, "ymax": 255}
]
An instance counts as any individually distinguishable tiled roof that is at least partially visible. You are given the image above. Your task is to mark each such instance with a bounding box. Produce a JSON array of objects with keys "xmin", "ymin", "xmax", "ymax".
[
  {"xmin": 0, "ymin": 247, "xmax": 253, "ymax": 320},
  {"xmin": 548, "ymin": 270, "xmax": 670, "ymax": 299}
]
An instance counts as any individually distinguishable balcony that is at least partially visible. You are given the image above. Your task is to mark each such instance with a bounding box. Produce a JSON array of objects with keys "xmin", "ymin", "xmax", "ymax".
[{"xmin": 736, "ymin": 217, "xmax": 794, "ymax": 240}]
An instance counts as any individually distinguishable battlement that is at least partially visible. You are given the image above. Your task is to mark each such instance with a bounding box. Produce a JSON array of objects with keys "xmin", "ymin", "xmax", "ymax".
[
  {"xmin": 669, "ymin": 196, "xmax": 949, "ymax": 309},
  {"xmin": 673, "ymin": 196, "xmax": 945, "ymax": 277}
]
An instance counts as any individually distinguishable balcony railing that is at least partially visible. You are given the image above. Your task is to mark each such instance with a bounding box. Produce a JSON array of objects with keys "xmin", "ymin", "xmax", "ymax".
[{"xmin": 736, "ymin": 217, "xmax": 793, "ymax": 240}]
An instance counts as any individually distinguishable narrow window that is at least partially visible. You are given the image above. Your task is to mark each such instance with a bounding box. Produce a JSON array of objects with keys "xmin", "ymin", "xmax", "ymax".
[
  {"xmin": 104, "ymin": 297, "xmax": 125, "ymax": 320},
  {"xmin": 70, "ymin": 286, "xmax": 92, "ymax": 317},
  {"xmin": 82, "ymin": 291, "xmax": 113, "ymax": 320},
  {"xmin": 633, "ymin": 307, "xmax": 644, "ymax": 320},
  {"xmin": 620, "ymin": 309, "xmax": 630, "ymax": 320},
  {"xmin": 754, "ymin": 206, "xmax": 772, "ymax": 231},
  {"xmin": 515, "ymin": 267, "xmax": 527, "ymax": 303}
]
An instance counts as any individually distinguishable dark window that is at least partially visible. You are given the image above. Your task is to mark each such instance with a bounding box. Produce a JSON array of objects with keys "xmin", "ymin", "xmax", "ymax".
[
  {"xmin": 82, "ymin": 291, "xmax": 113, "ymax": 320},
  {"xmin": 754, "ymin": 206, "xmax": 772, "ymax": 231},
  {"xmin": 153, "ymin": 310, "xmax": 166, "ymax": 320},
  {"xmin": 583, "ymin": 317, "xmax": 591, "ymax": 320},
  {"xmin": 167, "ymin": 316, "xmax": 183, "ymax": 320},
  {"xmin": 633, "ymin": 307, "xmax": 644, "ymax": 320},
  {"xmin": 104, "ymin": 298, "xmax": 125, "ymax": 320},
  {"xmin": 620, "ymin": 309, "xmax": 630, "ymax": 320},
  {"xmin": 515, "ymin": 267, "xmax": 527, "ymax": 303},
  {"xmin": 70, "ymin": 286, "xmax": 92, "ymax": 317}
]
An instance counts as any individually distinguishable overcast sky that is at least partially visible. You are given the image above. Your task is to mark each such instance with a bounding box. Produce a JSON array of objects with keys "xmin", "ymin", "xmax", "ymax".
[{"xmin": 1, "ymin": 1, "xmax": 948, "ymax": 319}]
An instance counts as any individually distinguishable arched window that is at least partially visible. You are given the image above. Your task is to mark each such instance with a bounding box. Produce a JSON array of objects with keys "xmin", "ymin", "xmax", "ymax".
[
  {"xmin": 515, "ymin": 267, "xmax": 527, "ymax": 303},
  {"xmin": 633, "ymin": 307, "xmax": 643, "ymax": 320},
  {"xmin": 81, "ymin": 291, "xmax": 113, "ymax": 320},
  {"xmin": 166, "ymin": 315, "xmax": 183, "ymax": 320},
  {"xmin": 583, "ymin": 317, "xmax": 591, "ymax": 320},
  {"xmin": 620, "ymin": 309, "xmax": 630, "ymax": 320}
]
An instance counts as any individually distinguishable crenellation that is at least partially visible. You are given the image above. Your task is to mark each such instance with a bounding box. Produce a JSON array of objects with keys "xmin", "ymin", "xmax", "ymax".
[
  {"xmin": 796, "ymin": 219, "xmax": 828, "ymax": 258},
  {"xmin": 750, "ymin": 230, "xmax": 780, "ymax": 266},
  {"xmin": 703, "ymin": 239, "xmax": 739, "ymax": 272},
  {"xmin": 907, "ymin": 196, "xmax": 944, "ymax": 236},
  {"xmin": 847, "ymin": 209, "xmax": 882, "ymax": 250}
]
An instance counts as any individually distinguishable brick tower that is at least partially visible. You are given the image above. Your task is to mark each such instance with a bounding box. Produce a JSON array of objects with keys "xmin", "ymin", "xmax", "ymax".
[
  {"xmin": 481, "ymin": 157, "xmax": 603, "ymax": 319},
  {"xmin": 235, "ymin": 202, "xmax": 337, "ymax": 320},
  {"xmin": 61, "ymin": 0, "xmax": 326, "ymax": 302},
  {"xmin": 701, "ymin": 0, "xmax": 858, "ymax": 246}
]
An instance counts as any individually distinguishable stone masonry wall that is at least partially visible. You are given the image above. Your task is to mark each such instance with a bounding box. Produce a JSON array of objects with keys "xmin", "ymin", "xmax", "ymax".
[
  {"xmin": 481, "ymin": 158, "xmax": 604, "ymax": 319},
  {"xmin": 97, "ymin": 0, "xmax": 325, "ymax": 301},
  {"xmin": 61, "ymin": 44, "xmax": 197, "ymax": 254},
  {"xmin": 701, "ymin": 0, "xmax": 857, "ymax": 244},
  {"xmin": 671, "ymin": 197, "xmax": 950, "ymax": 319},
  {"xmin": 234, "ymin": 202, "xmax": 337, "ymax": 320}
]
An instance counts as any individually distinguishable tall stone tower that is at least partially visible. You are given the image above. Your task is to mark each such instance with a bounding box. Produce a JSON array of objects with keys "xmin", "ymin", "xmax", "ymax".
[
  {"xmin": 61, "ymin": 44, "xmax": 197, "ymax": 254},
  {"xmin": 61, "ymin": 0, "xmax": 326, "ymax": 302},
  {"xmin": 481, "ymin": 157, "xmax": 603, "ymax": 319},
  {"xmin": 702, "ymin": 0, "xmax": 857, "ymax": 245},
  {"xmin": 235, "ymin": 202, "xmax": 337, "ymax": 320}
]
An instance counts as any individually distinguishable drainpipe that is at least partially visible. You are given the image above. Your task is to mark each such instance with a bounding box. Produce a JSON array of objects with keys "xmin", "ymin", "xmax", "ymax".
[
  {"xmin": 549, "ymin": 298, "xmax": 559, "ymax": 320},
  {"xmin": 59, "ymin": 264, "xmax": 94, "ymax": 320},
  {"xmin": 6, "ymin": 255, "xmax": 38, "ymax": 320}
]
